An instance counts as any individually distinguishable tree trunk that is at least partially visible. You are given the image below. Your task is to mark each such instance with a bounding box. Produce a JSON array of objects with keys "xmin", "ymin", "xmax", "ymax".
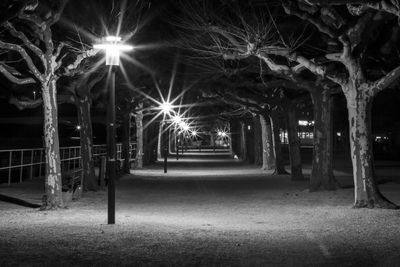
[
  {"xmin": 228, "ymin": 122, "xmax": 233, "ymax": 156},
  {"xmin": 286, "ymin": 105, "xmax": 304, "ymax": 180},
  {"xmin": 253, "ymin": 115, "xmax": 262, "ymax": 166},
  {"xmin": 135, "ymin": 107, "xmax": 144, "ymax": 169},
  {"xmin": 157, "ymin": 122, "xmax": 162, "ymax": 159},
  {"xmin": 121, "ymin": 113, "xmax": 131, "ymax": 174},
  {"xmin": 260, "ymin": 114, "xmax": 275, "ymax": 170},
  {"xmin": 41, "ymin": 79, "xmax": 63, "ymax": 209},
  {"xmin": 270, "ymin": 111, "xmax": 287, "ymax": 174},
  {"xmin": 76, "ymin": 95, "xmax": 97, "ymax": 191},
  {"xmin": 310, "ymin": 89, "xmax": 335, "ymax": 191},
  {"xmin": 240, "ymin": 122, "xmax": 247, "ymax": 161},
  {"xmin": 346, "ymin": 90, "xmax": 397, "ymax": 208}
]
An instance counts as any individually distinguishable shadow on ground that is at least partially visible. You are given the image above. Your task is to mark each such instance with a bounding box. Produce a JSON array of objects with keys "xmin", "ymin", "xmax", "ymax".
[{"xmin": 1, "ymin": 151, "xmax": 400, "ymax": 266}]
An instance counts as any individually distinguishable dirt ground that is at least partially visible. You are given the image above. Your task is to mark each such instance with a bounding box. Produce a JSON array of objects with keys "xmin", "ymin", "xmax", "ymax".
[{"xmin": 1, "ymin": 152, "xmax": 400, "ymax": 266}]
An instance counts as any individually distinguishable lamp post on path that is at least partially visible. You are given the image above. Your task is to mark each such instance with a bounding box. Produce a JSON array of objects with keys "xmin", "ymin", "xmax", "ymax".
[
  {"xmin": 94, "ymin": 36, "xmax": 133, "ymax": 225},
  {"xmin": 172, "ymin": 114, "xmax": 183, "ymax": 160},
  {"xmin": 160, "ymin": 102, "xmax": 173, "ymax": 173}
]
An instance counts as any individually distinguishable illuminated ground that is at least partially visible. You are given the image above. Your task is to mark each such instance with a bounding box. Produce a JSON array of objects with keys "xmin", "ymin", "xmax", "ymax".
[{"xmin": 1, "ymin": 152, "xmax": 400, "ymax": 266}]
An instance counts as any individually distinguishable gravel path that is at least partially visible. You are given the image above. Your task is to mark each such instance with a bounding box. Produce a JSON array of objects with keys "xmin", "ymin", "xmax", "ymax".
[{"xmin": 1, "ymin": 153, "xmax": 400, "ymax": 266}]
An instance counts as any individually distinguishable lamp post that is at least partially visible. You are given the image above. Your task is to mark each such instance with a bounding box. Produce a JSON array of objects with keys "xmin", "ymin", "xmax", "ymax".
[
  {"xmin": 94, "ymin": 36, "xmax": 132, "ymax": 225},
  {"xmin": 172, "ymin": 115, "xmax": 182, "ymax": 160},
  {"xmin": 160, "ymin": 102, "xmax": 172, "ymax": 173}
]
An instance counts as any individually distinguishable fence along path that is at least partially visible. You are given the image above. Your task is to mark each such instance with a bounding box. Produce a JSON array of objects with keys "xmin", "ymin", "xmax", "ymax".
[{"xmin": 0, "ymin": 143, "xmax": 136, "ymax": 185}]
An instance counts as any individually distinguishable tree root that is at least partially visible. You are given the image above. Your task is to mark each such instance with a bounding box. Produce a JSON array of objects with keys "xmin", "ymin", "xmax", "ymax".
[
  {"xmin": 271, "ymin": 169, "xmax": 290, "ymax": 176},
  {"xmin": 353, "ymin": 199, "xmax": 399, "ymax": 209},
  {"xmin": 39, "ymin": 195, "xmax": 66, "ymax": 210}
]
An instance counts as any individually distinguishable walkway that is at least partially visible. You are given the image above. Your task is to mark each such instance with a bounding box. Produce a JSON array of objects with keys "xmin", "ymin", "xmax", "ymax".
[{"xmin": 0, "ymin": 151, "xmax": 400, "ymax": 266}]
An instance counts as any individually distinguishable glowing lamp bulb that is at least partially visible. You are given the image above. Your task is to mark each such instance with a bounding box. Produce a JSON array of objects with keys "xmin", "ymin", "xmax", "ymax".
[
  {"xmin": 221, "ymin": 132, "xmax": 227, "ymax": 137},
  {"xmin": 192, "ymin": 131, "xmax": 197, "ymax": 136},
  {"xmin": 218, "ymin": 131, "xmax": 222, "ymax": 136},
  {"xmin": 76, "ymin": 125, "xmax": 81, "ymax": 130},
  {"xmin": 172, "ymin": 115, "xmax": 182, "ymax": 124},
  {"xmin": 182, "ymin": 124, "xmax": 190, "ymax": 131},
  {"xmin": 160, "ymin": 102, "xmax": 172, "ymax": 114},
  {"xmin": 93, "ymin": 36, "xmax": 133, "ymax": 66}
]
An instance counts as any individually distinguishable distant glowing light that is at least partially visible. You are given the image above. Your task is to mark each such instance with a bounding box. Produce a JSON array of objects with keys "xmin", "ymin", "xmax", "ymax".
[
  {"xmin": 93, "ymin": 35, "xmax": 133, "ymax": 66},
  {"xmin": 298, "ymin": 120, "xmax": 314, "ymax": 126},
  {"xmin": 217, "ymin": 130, "xmax": 227, "ymax": 137},
  {"xmin": 247, "ymin": 125, "xmax": 251, "ymax": 130},
  {"xmin": 191, "ymin": 130, "xmax": 197, "ymax": 137},
  {"xmin": 182, "ymin": 124, "xmax": 190, "ymax": 131},
  {"xmin": 76, "ymin": 125, "xmax": 81, "ymax": 130},
  {"xmin": 336, "ymin": 132, "xmax": 341, "ymax": 137},
  {"xmin": 160, "ymin": 102, "xmax": 173, "ymax": 115},
  {"xmin": 172, "ymin": 115, "xmax": 182, "ymax": 124}
]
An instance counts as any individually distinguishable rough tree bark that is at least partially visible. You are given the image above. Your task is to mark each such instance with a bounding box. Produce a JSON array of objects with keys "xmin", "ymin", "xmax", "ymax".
[
  {"xmin": 285, "ymin": 105, "xmax": 304, "ymax": 180},
  {"xmin": 346, "ymin": 88, "xmax": 396, "ymax": 208},
  {"xmin": 253, "ymin": 115, "xmax": 262, "ymax": 166},
  {"xmin": 270, "ymin": 111, "xmax": 287, "ymax": 174},
  {"xmin": 310, "ymin": 89, "xmax": 335, "ymax": 191},
  {"xmin": 76, "ymin": 95, "xmax": 97, "ymax": 191},
  {"xmin": 260, "ymin": 114, "xmax": 275, "ymax": 170},
  {"xmin": 134, "ymin": 105, "xmax": 144, "ymax": 168},
  {"xmin": 42, "ymin": 79, "xmax": 63, "ymax": 209},
  {"xmin": 157, "ymin": 122, "xmax": 162, "ymax": 159},
  {"xmin": 240, "ymin": 121, "xmax": 247, "ymax": 161}
]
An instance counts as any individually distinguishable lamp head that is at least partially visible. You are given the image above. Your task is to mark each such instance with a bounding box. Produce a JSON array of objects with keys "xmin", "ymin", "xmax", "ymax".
[{"xmin": 93, "ymin": 35, "xmax": 133, "ymax": 66}]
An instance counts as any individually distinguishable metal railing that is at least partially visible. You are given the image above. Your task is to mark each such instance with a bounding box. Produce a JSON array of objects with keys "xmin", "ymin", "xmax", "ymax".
[{"xmin": 0, "ymin": 142, "xmax": 136, "ymax": 185}]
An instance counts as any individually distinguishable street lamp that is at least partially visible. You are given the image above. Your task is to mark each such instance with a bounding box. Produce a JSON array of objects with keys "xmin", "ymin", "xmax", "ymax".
[
  {"xmin": 160, "ymin": 102, "xmax": 173, "ymax": 115},
  {"xmin": 94, "ymin": 35, "xmax": 133, "ymax": 225},
  {"xmin": 172, "ymin": 115, "xmax": 182, "ymax": 160},
  {"xmin": 159, "ymin": 101, "xmax": 173, "ymax": 173}
]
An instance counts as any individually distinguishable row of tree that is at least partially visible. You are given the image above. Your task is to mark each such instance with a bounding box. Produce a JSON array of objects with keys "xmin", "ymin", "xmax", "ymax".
[{"xmin": 172, "ymin": 0, "xmax": 400, "ymax": 208}]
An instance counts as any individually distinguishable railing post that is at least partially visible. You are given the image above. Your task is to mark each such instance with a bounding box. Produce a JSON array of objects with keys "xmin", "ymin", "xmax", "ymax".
[
  {"xmin": 30, "ymin": 150, "xmax": 34, "ymax": 179},
  {"xmin": 8, "ymin": 151, "xmax": 12, "ymax": 185},
  {"xmin": 20, "ymin": 151, "xmax": 23, "ymax": 183},
  {"xmin": 39, "ymin": 150, "xmax": 43, "ymax": 178}
]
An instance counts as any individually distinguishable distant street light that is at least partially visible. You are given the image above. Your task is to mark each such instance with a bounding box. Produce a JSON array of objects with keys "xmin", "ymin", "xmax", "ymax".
[
  {"xmin": 172, "ymin": 115, "xmax": 183, "ymax": 160},
  {"xmin": 94, "ymin": 35, "xmax": 133, "ymax": 225},
  {"xmin": 160, "ymin": 102, "xmax": 173, "ymax": 115}
]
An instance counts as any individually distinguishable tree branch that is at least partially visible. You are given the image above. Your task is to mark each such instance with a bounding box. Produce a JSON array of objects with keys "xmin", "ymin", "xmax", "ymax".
[
  {"xmin": 0, "ymin": 64, "xmax": 36, "ymax": 85},
  {"xmin": 47, "ymin": 0, "xmax": 69, "ymax": 26},
  {"xmin": 282, "ymin": 0, "xmax": 339, "ymax": 39},
  {"xmin": 0, "ymin": 0, "xmax": 38, "ymax": 25},
  {"xmin": 0, "ymin": 41, "xmax": 43, "ymax": 82},
  {"xmin": 370, "ymin": 64, "xmax": 400, "ymax": 95},
  {"xmin": 62, "ymin": 49, "xmax": 99, "ymax": 76},
  {"xmin": 9, "ymin": 96, "xmax": 42, "ymax": 110},
  {"xmin": 4, "ymin": 22, "xmax": 46, "ymax": 67}
]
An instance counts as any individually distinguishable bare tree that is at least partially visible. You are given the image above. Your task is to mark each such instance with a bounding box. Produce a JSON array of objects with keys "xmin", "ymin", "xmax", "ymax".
[
  {"xmin": 175, "ymin": 0, "xmax": 400, "ymax": 208},
  {"xmin": 0, "ymin": 0, "xmax": 98, "ymax": 209}
]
